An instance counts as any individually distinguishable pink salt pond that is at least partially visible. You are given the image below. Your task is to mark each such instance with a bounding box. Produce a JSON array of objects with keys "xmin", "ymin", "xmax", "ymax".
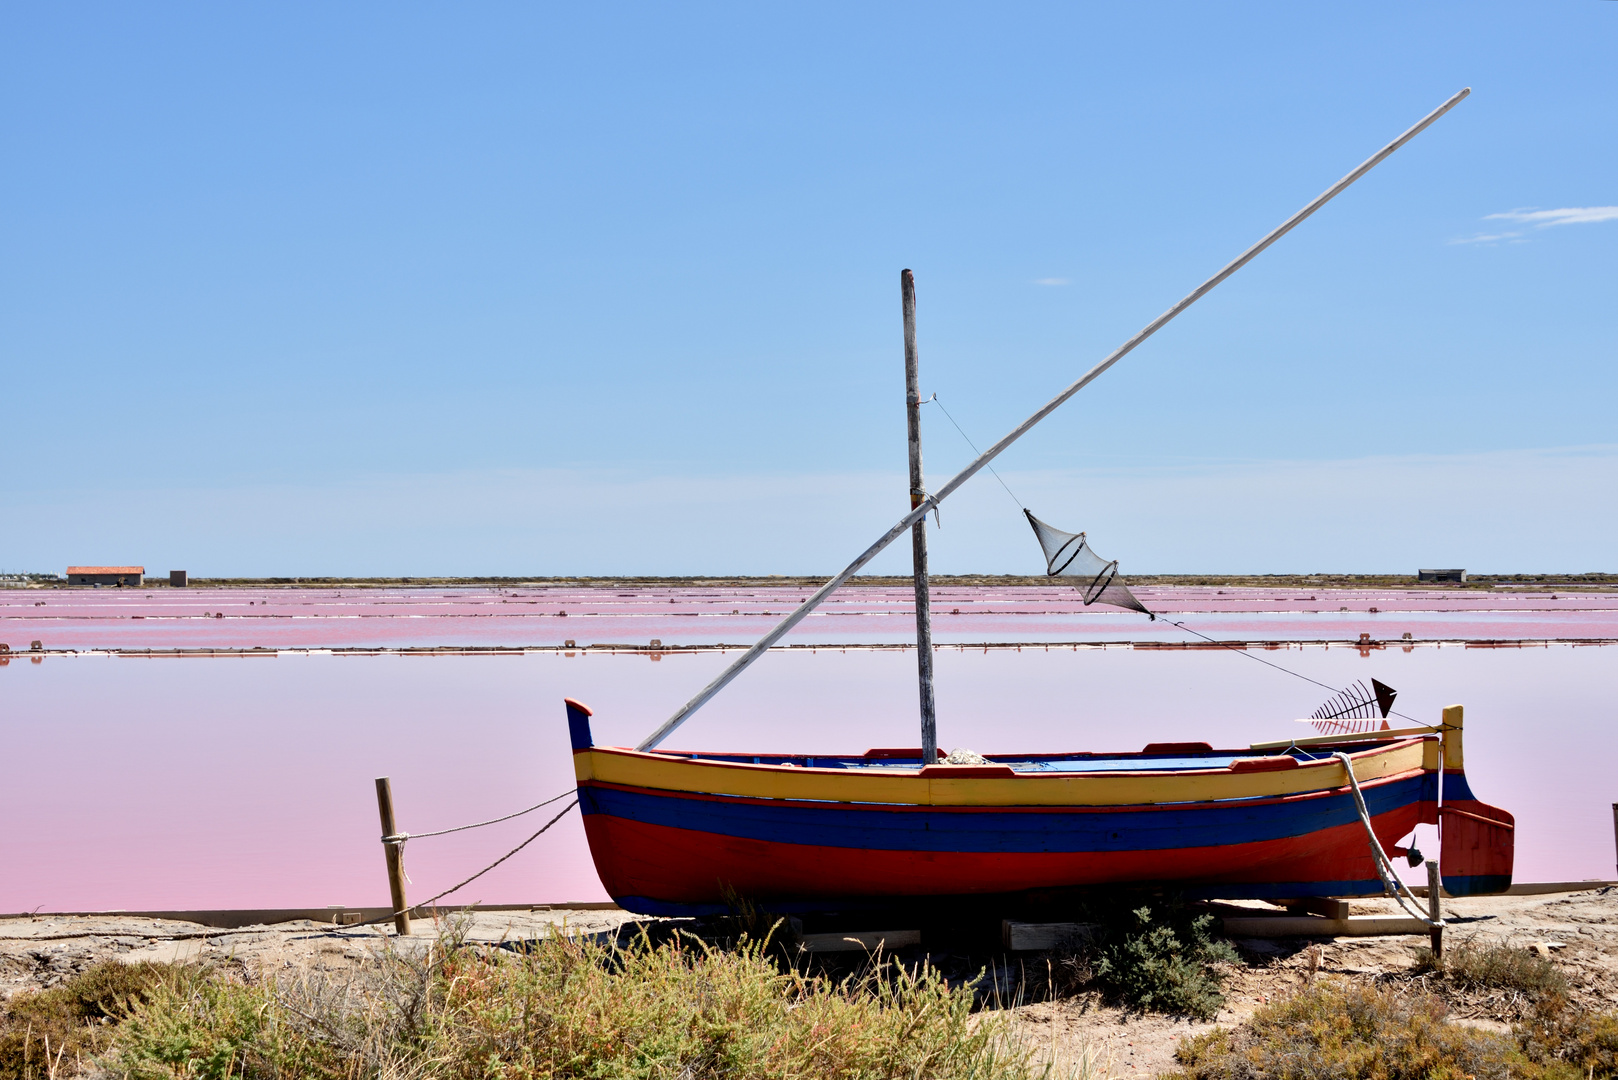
[
  {"xmin": 5, "ymin": 583, "xmax": 1617, "ymax": 652},
  {"xmin": 2, "ymin": 586, "xmax": 1614, "ymax": 914}
]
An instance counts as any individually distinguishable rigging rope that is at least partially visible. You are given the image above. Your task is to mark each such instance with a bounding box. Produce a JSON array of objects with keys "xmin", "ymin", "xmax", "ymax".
[
  {"xmin": 1162, "ymin": 618, "xmax": 1420, "ymax": 726},
  {"xmin": 925, "ymin": 387, "xmax": 1421, "ymax": 726},
  {"xmin": 1333, "ymin": 752, "xmax": 1441, "ymax": 927},
  {"xmin": 924, "ymin": 394, "xmax": 1024, "ymax": 511}
]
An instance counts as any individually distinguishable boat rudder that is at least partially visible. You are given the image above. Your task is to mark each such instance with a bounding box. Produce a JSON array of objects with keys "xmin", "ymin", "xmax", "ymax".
[{"xmin": 1437, "ymin": 705, "xmax": 1514, "ymax": 896}]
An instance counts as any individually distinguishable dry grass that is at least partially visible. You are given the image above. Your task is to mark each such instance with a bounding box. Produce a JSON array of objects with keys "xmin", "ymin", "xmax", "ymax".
[
  {"xmin": 1405, "ymin": 937, "xmax": 1572, "ymax": 1020},
  {"xmin": 1412, "ymin": 938, "xmax": 1570, "ymax": 997},
  {"xmin": 1168, "ymin": 977, "xmax": 1618, "ymax": 1080},
  {"xmin": 1517, "ymin": 992, "xmax": 1618, "ymax": 1079},
  {"xmin": 1169, "ymin": 980, "xmax": 1554, "ymax": 1080}
]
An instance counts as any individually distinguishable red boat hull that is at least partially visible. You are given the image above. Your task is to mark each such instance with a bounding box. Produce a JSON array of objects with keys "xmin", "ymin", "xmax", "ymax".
[{"xmin": 578, "ymin": 775, "xmax": 1432, "ymax": 915}]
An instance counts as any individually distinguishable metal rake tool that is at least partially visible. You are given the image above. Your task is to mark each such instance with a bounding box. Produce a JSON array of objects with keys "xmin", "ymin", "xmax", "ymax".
[{"xmin": 1307, "ymin": 678, "xmax": 1397, "ymax": 734}]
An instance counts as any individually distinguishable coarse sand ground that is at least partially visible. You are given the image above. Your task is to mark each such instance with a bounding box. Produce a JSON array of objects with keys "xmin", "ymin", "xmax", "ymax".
[{"xmin": 4, "ymin": 889, "xmax": 1615, "ymax": 1077}]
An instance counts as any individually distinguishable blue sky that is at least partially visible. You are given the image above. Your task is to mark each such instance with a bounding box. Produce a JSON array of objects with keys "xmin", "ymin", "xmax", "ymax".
[{"xmin": 3, "ymin": 2, "xmax": 1613, "ymax": 576}]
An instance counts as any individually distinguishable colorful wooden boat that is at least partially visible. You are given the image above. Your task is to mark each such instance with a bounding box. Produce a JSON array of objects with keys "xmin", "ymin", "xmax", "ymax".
[
  {"xmin": 566, "ymin": 94, "xmax": 1509, "ymax": 919},
  {"xmin": 567, "ymin": 699, "xmax": 1513, "ymax": 917}
]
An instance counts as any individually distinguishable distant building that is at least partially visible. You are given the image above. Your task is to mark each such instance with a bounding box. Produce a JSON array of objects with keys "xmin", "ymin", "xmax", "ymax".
[
  {"xmin": 1418, "ymin": 568, "xmax": 1465, "ymax": 583},
  {"xmin": 67, "ymin": 566, "xmax": 144, "ymax": 587},
  {"xmin": 169, "ymin": 570, "xmax": 188, "ymax": 587}
]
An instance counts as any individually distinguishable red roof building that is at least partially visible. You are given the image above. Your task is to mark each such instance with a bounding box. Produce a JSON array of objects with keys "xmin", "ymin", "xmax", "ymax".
[{"xmin": 67, "ymin": 566, "xmax": 144, "ymax": 586}]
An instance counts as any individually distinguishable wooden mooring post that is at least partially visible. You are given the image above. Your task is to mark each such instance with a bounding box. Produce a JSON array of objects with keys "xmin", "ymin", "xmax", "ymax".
[
  {"xmin": 1426, "ymin": 859, "xmax": 1443, "ymax": 959},
  {"xmin": 375, "ymin": 777, "xmax": 411, "ymax": 936}
]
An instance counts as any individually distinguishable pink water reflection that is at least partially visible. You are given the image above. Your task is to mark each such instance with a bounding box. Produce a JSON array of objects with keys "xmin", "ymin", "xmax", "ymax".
[{"xmin": 4, "ymin": 633, "xmax": 1613, "ymax": 912}]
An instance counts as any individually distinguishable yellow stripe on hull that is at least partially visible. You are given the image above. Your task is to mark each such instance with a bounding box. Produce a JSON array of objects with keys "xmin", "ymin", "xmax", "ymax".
[{"xmin": 575, "ymin": 738, "xmax": 1433, "ymax": 808}]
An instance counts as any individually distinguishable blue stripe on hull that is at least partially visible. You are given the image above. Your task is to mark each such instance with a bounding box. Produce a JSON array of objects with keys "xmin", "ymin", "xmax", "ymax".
[
  {"xmin": 1442, "ymin": 874, "xmax": 1511, "ymax": 897},
  {"xmin": 580, "ymin": 771, "xmax": 1431, "ymax": 855},
  {"xmin": 1442, "ymin": 771, "xmax": 1477, "ymax": 801}
]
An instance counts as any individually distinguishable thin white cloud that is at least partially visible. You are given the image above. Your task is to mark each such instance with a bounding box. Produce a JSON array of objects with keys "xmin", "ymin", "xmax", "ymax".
[
  {"xmin": 1483, "ymin": 206, "xmax": 1618, "ymax": 227},
  {"xmin": 1033, "ymin": 277, "xmax": 1070, "ymax": 286},
  {"xmin": 1451, "ymin": 205, "xmax": 1615, "ymax": 245},
  {"xmin": 1448, "ymin": 230, "xmax": 1523, "ymax": 246}
]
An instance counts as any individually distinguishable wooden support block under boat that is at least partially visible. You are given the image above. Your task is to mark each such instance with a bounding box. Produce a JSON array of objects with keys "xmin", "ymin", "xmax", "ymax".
[
  {"xmin": 1281, "ymin": 897, "xmax": 1352, "ymax": 920},
  {"xmin": 1222, "ymin": 914, "xmax": 1432, "ymax": 938},
  {"xmin": 798, "ymin": 929, "xmax": 922, "ymax": 953},
  {"xmin": 1002, "ymin": 920, "xmax": 1099, "ymax": 952}
]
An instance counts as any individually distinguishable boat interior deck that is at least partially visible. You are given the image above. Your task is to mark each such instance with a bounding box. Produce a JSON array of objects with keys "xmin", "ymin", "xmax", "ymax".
[{"xmin": 650, "ymin": 738, "xmax": 1414, "ymax": 774}]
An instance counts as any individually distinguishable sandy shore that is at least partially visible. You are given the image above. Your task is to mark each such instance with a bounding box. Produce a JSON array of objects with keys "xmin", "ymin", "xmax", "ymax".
[
  {"xmin": 0, "ymin": 907, "xmax": 640, "ymax": 1000},
  {"xmin": 6, "ymin": 888, "xmax": 1616, "ymax": 1076},
  {"xmin": 1012, "ymin": 888, "xmax": 1618, "ymax": 1076}
]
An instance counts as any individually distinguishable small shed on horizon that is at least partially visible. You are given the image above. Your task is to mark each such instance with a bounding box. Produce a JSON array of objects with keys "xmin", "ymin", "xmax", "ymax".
[
  {"xmin": 67, "ymin": 566, "xmax": 144, "ymax": 587},
  {"xmin": 1417, "ymin": 568, "xmax": 1466, "ymax": 583}
]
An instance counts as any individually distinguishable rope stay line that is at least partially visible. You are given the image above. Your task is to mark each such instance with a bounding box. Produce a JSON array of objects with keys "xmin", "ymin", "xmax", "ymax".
[
  {"xmin": 1333, "ymin": 751, "xmax": 1441, "ymax": 927},
  {"xmin": 637, "ymin": 87, "xmax": 1471, "ymax": 752},
  {"xmin": 1163, "ymin": 618, "xmax": 1421, "ymax": 726},
  {"xmin": 380, "ymin": 789, "xmax": 575, "ymax": 845},
  {"xmin": 924, "ymin": 393, "xmax": 1024, "ymax": 510},
  {"xmin": 925, "ymin": 382, "xmax": 1424, "ymax": 724},
  {"xmin": 360, "ymin": 800, "xmax": 579, "ymax": 930}
]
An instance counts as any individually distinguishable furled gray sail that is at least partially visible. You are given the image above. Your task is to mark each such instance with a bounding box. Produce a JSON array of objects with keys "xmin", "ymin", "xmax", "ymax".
[{"xmin": 1024, "ymin": 510, "xmax": 1153, "ymax": 617}]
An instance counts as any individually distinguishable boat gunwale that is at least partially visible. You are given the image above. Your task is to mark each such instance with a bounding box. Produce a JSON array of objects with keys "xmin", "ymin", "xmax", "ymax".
[
  {"xmin": 586, "ymin": 735, "xmax": 1432, "ymax": 781},
  {"xmin": 573, "ymin": 737, "xmax": 1438, "ymax": 807},
  {"xmin": 581, "ymin": 761, "xmax": 1432, "ymax": 814}
]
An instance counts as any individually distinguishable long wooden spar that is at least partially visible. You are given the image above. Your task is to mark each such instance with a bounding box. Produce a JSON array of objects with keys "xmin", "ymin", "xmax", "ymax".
[{"xmin": 636, "ymin": 86, "xmax": 1470, "ymax": 752}]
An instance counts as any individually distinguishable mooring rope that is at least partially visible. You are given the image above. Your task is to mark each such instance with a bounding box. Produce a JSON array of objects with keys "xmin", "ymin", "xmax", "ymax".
[
  {"xmin": 361, "ymin": 799, "xmax": 580, "ymax": 930},
  {"xmin": 1332, "ymin": 751, "xmax": 1440, "ymax": 927},
  {"xmin": 380, "ymin": 788, "xmax": 575, "ymax": 845}
]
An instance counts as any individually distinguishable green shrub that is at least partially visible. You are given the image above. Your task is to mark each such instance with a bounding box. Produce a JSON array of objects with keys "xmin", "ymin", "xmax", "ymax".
[{"xmin": 1088, "ymin": 901, "xmax": 1237, "ymax": 1019}]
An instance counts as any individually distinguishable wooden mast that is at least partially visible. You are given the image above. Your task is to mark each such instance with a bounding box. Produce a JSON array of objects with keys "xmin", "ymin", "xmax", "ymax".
[
  {"xmin": 902, "ymin": 269, "xmax": 938, "ymax": 762},
  {"xmin": 635, "ymin": 88, "xmax": 1470, "ymax": 752}
]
